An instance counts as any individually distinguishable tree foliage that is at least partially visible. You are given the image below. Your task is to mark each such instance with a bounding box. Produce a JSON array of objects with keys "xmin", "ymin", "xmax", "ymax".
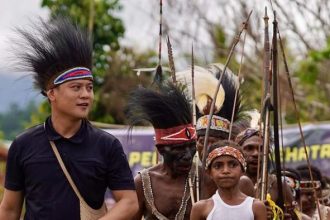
[
  {"xmin": 27, "ymin": 0, "xmax": 156, "ymax": 125},
  {"xmin": 41, "ymin": 0, "xmax": 125, "ymax": 85},
  {"xmin": 0, "ymin": 102, "xmax": 38, "ymax": 140},
  {"xmin": 145, "ymin": 0, "xmax": 330, "ymax": 123}
]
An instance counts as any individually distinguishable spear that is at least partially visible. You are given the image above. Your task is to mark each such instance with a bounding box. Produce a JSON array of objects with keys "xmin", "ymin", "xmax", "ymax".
[
  {"xmin": 271, "ymin": 11, "xmax": 285, "ymax": 210},
  {"xmin": 260, "ymin": 6, "xmax": 271, "ymax": 201},
  {"xmin": 191, "ymin": 44, "xmax": 200, "ymax": 203},
  {"xmin": 201, "ymin": 11, "xmax": 253, "ymax": 195},
  {"xmin": 153, "ymin": 0, "xmax": 163, "ymax": 84},
  {"xmin": 166, "ymin": 35, "xmax": 176, "ymax": 84}
]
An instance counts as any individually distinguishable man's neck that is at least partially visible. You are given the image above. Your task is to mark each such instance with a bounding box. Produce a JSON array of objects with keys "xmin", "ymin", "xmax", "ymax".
[
  {"xmin": 161, "ymin": 163, "xmax": 189, "ymax": 179},
  {"xmin": 51, "ymin": 114, "xmax": 82, "ymax": 138}
]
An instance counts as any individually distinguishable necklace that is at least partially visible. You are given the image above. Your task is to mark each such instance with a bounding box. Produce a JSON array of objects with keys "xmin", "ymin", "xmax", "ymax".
[
  {"xmin": 141, "ymin": 169, "xmax": 191, "ymax": 220},
  {"xmin": 174, "ymin": 177, "xmax": 189, "ymax": 220}
]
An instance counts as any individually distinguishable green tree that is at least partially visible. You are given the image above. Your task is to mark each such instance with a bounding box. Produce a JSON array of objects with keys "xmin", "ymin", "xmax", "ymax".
[
  {"xmin": 93, "ymin": 48, "xmax": 157, "ymax": 124},
  {"xmin": 41, "ymin": 0, "xmax": 125, "ymax": 85},
  {"xmin": 28, "ymin": 0, "xmax": 156, "ymax": 125},
  {"xmin": 289, "ymin": 38, "xmax": 330, "ymax": 122},
  {"xmin": 0, "ymin": 101, "xmax": 38, "ymax": 140}
]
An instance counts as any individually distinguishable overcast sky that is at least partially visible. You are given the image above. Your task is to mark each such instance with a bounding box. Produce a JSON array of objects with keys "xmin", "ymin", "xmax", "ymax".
[
  {"xmin": 0, "ymin": 0, "xmax": 156, "ymax": 112},
  {"xmin": 0, "ymin": 0, "xmax": 49, "ymax": 73},
  {"xmin": 0, "ymin": 0, "xmax": 157, "ymax": 74}
]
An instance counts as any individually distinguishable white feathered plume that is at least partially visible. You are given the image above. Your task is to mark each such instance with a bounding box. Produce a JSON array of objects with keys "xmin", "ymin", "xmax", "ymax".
[{"xmin": 176, "ymin": 66, "xmax": 225, "ymax": 115}]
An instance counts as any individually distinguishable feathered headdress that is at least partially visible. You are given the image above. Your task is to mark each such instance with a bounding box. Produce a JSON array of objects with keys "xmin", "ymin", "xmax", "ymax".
[
  {"xmin": 13, "ymin": 16, "xmax": 93, "ymax": 96},
  {"xmin": 125, "ymin": 82, "xmax": 196, "ymax": 146},
  {"xmin": 176, "ymin": 63, "xmax": 241, "ymax": 138}
]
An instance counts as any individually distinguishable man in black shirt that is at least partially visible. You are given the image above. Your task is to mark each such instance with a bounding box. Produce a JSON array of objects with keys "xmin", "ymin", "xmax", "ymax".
[{"xmin": 0, "ymin": 17, "xmax": 138, "ymax": 220}]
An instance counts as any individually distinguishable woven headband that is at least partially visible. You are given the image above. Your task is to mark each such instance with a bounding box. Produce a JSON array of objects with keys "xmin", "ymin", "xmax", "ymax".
[
  {"xmin": 206, "ymin": 146, "xmax": 246, "ymax": 170},
  {"xmin": 196, "ymin": 115, "xmax": 230, "ymax": 133}
]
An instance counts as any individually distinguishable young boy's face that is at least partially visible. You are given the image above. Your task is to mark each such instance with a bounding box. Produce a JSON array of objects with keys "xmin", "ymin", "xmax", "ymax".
[{"xmin": 208, "ymin": 155, "xmax": 243, "ymax": 189}]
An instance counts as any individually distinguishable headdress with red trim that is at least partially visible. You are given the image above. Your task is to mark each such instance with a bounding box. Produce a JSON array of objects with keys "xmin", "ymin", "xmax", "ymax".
[
  {"xmin": 125, "ymin": 82, "xmax": 196, "ymax": 146},
  {"xmin": 12, "ymin": 16, "xmax": 93, "ymax": 96},
  {"xmin": 176, "ymin": 63, "xmax": 243, "ymax": 139}
]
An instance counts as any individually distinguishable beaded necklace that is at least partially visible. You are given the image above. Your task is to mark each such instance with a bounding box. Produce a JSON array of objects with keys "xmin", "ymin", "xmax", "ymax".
[{"xmin": 140, "ymin": 169, "xmax": 191, "ymax": 220}]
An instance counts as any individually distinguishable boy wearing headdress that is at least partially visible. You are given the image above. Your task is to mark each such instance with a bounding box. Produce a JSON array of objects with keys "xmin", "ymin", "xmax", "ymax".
[
  {"xmin": 126, "ymin": 82, "xmax": 197, "ymax": 220},
  {"xmin": 0, "ymin": 17, "xmax": 138, "ymax": 220},
  {"xmin": 176, "ymin": 64, "xmax": 254, "ymax": 199},
  {"xmin": 190, "ymin": 140, "xmax": 267, "ymax": 220}
]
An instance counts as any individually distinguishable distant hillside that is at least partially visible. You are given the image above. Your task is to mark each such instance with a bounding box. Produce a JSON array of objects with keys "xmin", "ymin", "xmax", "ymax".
[{"xmin": 0, "ymin": 72, "xmax": 43, "ymax": 113}]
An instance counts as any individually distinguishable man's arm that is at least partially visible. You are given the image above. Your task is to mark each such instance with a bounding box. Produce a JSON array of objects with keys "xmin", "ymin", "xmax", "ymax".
[
  {"xmin": 99, "ymin": 189, "xmax": 138, "ymax": 220},
  {"xmin": 252, "ymin": 199, "xmax": 267, "ymax": 220},
  {"xmin": 0, "ymin": 189, "xmax": 24, "ymax": 220},
  {"xmin": 132, "ymin": 174, "xmax": 145, "ymax": 220}
]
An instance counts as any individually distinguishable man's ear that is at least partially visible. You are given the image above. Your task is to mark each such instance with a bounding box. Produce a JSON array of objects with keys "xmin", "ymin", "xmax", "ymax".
[{"xmin": 46, "ymin": 89, "xmax": 56, "ymax": 102}]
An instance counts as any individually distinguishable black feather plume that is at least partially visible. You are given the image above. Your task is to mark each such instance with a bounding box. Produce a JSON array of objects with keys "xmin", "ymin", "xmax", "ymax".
[
  {"xmin": 13, "ymin": 16, "xmax": 92, "ymax": 94},
  {"xmin": 125, "ymin": 82, "xmax": 192, "ymax": 129},
  {"xmin": 212, "ymin": 65, "xmax": 242, "ymax": 121}
]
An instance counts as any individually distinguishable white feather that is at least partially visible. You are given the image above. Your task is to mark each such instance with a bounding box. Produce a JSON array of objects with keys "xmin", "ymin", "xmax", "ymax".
[
  {"xmin": 176, "ymin": 66, "xmax": 225, "ymax": 114},
  {"xmin": 245, "ymin": 109, "xmax": 261, "ymax": 129}
]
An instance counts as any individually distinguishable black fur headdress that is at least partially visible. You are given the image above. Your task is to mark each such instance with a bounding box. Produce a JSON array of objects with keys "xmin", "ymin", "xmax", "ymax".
[
  {"xmin": 125, "ymin": 82, "xmax": 196, "ymax": 146},
  {"xmin": 13, "ymin": 16, "xmax": 92, "ymax": 95}
]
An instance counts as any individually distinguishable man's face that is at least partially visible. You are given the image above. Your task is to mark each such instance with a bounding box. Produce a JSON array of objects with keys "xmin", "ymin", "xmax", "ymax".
[
  {"xmin": 158, "ymin": 142, "xmax": 196, "ymax": 175},
  {"xmin": 300, "ymin": 178, "xmax": 322, "ymax": 214},
  {"xmin": 300, "ymin": 189, "xmax": 317, "ymax": 214},
  {"xmin": 48, "ymin": 79, "xmax": 94, "ymax": 120},
  {"xmin": 241, "ymin": 135, "xmax": 262, "ymax": 175},
  {"xmin": 197, "ymin": 135, "xmax": 222, "ymax": 161}
]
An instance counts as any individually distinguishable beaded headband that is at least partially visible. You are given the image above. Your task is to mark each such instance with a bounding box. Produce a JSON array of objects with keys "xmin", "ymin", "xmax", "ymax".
[
  {"xmin": 155, "ymin": 124, "xmax": 196, "ymax": 146},
  {"xmin": 300, "ymin": 180, "xmax": 321, "ymax": 190},
  {"xmin": 196, "ymin": 115, "xmax": 230, "ymax": 133},
  {"xmin": 53, "ymin": 67, "xmax": 93, "ymax": 86},
  {"xmin": 206, "ymin": 146, "xmax": 246, "ymax": 170}
]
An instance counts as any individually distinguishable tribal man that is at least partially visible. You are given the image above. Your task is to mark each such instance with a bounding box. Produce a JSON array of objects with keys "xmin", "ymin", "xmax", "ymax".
[{"xmin": 126, "ymin": 82, "xmax": 196, "ymax": 220}]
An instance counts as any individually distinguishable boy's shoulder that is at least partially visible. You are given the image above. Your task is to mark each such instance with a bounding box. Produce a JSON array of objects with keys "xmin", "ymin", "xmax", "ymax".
[{"xmin": 191, "ymin": 198, "xmax": 214, "ymax": 219}]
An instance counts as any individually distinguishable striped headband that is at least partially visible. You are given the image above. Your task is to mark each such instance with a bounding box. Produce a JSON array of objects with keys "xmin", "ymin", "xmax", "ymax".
[
  {"xmin": 53, "ymin": 67, "xmax": 93, "ymax": 85},
  {"xmin": 206, "ymin": 146, "xmax": 246, "ymax": 170}
]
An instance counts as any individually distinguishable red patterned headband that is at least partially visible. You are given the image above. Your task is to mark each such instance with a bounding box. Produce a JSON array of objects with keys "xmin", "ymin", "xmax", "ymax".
[
  {"xmin": 155, "ymin": 124, "xmax": 196, "ymax": 145},
  {"xmin": 206, "ymin": 146, "xmax": 246, "ymax": 170}
]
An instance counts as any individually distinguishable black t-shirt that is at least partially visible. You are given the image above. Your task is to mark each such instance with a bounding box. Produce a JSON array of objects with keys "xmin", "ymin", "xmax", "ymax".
[{"xmin": 5, "ymin": 117, "xmax": 135, "ymax": 220}]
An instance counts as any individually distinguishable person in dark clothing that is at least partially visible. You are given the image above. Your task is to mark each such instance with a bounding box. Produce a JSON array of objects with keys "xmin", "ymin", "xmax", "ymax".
[{"xmin": 0, "ymin": 17, "xmax": 138, "ymax": 220}]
